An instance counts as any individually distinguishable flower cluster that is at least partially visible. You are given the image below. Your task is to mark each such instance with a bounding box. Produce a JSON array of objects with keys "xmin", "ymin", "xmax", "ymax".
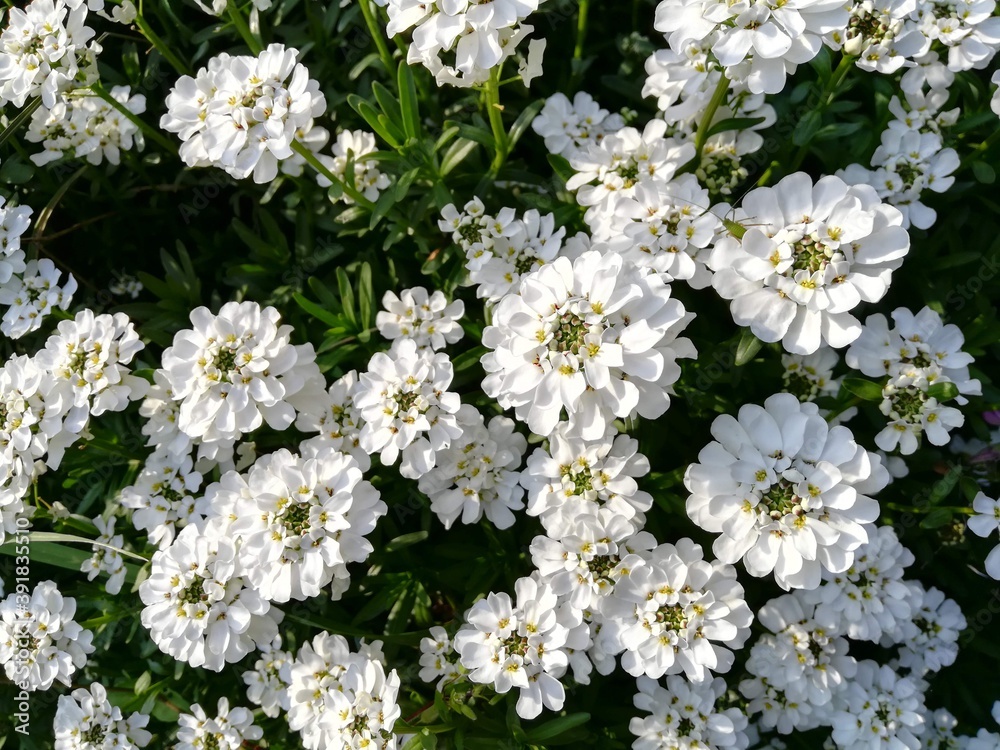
[
  {"xmin": 482, "ymin": 249, "xmax": 696, "ymax": 438},
  {"xmin": 440, "ymin": 198, "xmax": 567, "ymax": 302},
  {"xmin": 174, "ymin": 698, "xmax": 262, "ymax": 750},
  {"xmin": 376, "ymin": 285, "xmax": 465, "ymax": 351},
  {"xmin": 0, "ymin": 580, "xmax": 94, "ymax": 691},
  {"xmin": 160, "ymin": 44, "xmax": 326, "ymax": 183},
  {"xmin": 381, "ymin": 0, "xmax": 542, "ymax": 87},
  {"xmin": 27, "ymin": 85, "xmax": 145, "ymax": 166},
  {"xmin": 531, "ymin": 91, "xmax": 626, "ymax": 159},
  {"xmin": 708, "ymin": 172, "xmax": 910, "ymax": 356},
  {"xmin": 80, "ymin": 516, "xmax": 127, "ymax": 594},
  {"xmin": 0, "ymin": 0, "xmax": 99, "ymax": 109},
  {"xmin": 846, "ymin": 305, "xmax": 980, "ymax": 454},
  {"xmin": 285, "ymin": 633, "xmax": 400, "ymax": 750},
  {"xmin": 54, "ymin": 682, "xmax": 151, "ymax": 749}
]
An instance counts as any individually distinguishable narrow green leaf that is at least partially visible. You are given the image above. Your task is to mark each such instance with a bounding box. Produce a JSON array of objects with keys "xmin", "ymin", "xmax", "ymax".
[
  {"xmin": 348, "ymin": 94, "xmax": 401, "ymax": 148},
  {"xmin": 440, "ymin": 138, "xmax": 479, "ymax": 176},
  {"xmin": 920, "ymin": 507, "xmax": 953, "ymax": 529},
  {"xmin": 398, "ymin": 61, "xmax": 421, "ymax": 140},
  {"xmin": 735, "ymin": 329, "xmax": 763, "ymax": 366},
  {"xmin": 526, "ymin": 712, "xmax": 592, "ymax": 741},
  {"xmin": 705, "ymin": 116, "xmax": 766, "ymax": 138},
  {"xmin": 547, "ymin": 153, "xmax": 575, "ymax": 183},
  {"xmin": 336, "ymin": 268, "xmax": 358, "ymax": 327},
  {"xmin": 384, "ymin": 531, "xmax": 429, "ymax": 552},
  {"xmin": 24, "ymin": 532, "xmax": 148, "ymax": 561},
  {"xmin": 358, "ymin": 262, "xmax": 375, "ymax": 331},
  {"xmin": 507, "ymin": 99, "xmax": 545, "ymax": 150},
  {"xmin": 293, "ymin": 292, "xmax": 343, "ymax": 328},
  {"xmin": 842, "ymin": 377, "xmax": 885, "ymax": 401},
  {"xmin": 371, "ymin": 81, "xmax": 403, "ymax": 132}
]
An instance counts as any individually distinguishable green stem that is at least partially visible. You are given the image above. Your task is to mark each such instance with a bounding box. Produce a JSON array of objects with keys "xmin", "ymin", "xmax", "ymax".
[
  {"xmin": 959, "ymin": 128, "xmax": 1000, "ymax": 172},
  {"xmin": 573, "ymin": 0, "xmax": 590, "ymax": 62},
  {"xmin": 227, "ymin": 0, "xmax": 263, "ymax": 55},
  {"xmin": 88, "ymin": 83, "xmax": 179, "ymax": 155},
  {"xmin": 789, "ymin": 54, "xmax": 855, "ymax": 171},
  {"xmin": 484, "ymin": 66, "xmax": 508, "ymax": 178},
  {"xmin": 887, "ymin": 503, "xmax": 975, "ymax": 515},
  {"xmin": 134, "ymin": 12, "xmax": 189, "ymax": 75},
  {"xmin": 290, "ymin": 140, "xmax": 375, "ymax": 211},
  {"xmin": 0, "ymin": 96, "xmax": 43, "ymax": 147},
  {"xmin": 359, "ymin": 0, "xmax": 394, "ymax": 74},
  {"xmin": 692, "ymin": 72, "xmax": 731, "ymax": 165}
]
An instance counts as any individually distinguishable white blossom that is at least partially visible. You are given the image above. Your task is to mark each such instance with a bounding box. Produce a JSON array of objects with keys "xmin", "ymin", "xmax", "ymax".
[
  {"xmin": 685, "ymin": 392, "xmax": 888, "ymax": 590},
  {"xmin": 54, "ymin": 681, "xmax": 151, "ymax": 749},
  {"xmin": 120, "ymin": 447, "xmax": 204, "ymax": 550},
  {"xmin": 376, "ymin": 286, "xmax": 464, "ymax": 351},
  {"xmin": 418, "ymin": 626, "xmax": 465, "ymax": 689},
  {"xmin": 708, "ymin": 172, "xmax": 911, "ymax": 355},
  {"xmin": 969, "ymin": 491, "xmax": 1000, "ymax": 579},
  {"xmin": 830, "ymin": 660, "xmax": 926, "ymax": 750},
  {"xmin": 531, "ymin": 91, "xmax": 625, "ymax": 159},
  {"xmin": 482, "ymin": 250, "xmax": 696, "ymax": 439},
  {"xmin": 0, "ymin": 580, "xmax": 94, "ymax": 691},
  {"xmin": 418, "ymin": 404, "xmax": 526, "ymax": 530},
  {"xmin": 80, "ymin": 515, "xmax": 127, "ymax": 595},
  {"xmin": 630, "ymin": 674, "xmax": 751, "ymax": 750},
  {"xmin": 0, "ymin": 258, "xmax": 77, "ymax": 339},
  {"xmin": 174, "ymin": 698, "xmax": 262, "ymax": 750},
  {"xmin": 242, "ymin": 636, "xmax": 292, "ymax": 718}
]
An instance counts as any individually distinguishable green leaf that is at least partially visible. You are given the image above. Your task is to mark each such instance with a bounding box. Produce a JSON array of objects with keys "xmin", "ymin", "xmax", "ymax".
[
  {"xmin": 919, "ymin": 507, "xmax": 953, "ymax": 529},
  {"xmin": 348, "ymin": 94, "xmax": 401, "ymax": 148},
  {"xmin": 706, "ymin": 116, "xmax": 766, "ymax": 138},
  {"xmin": 23, "ymin": 532, "xmax": 149, "ymax": 561},
  {"xmin": 735, "ymin": 329, "xmax": 763, "ymax": 366},
  {"xmin": 336, "ymin": 267, "xmax": 358, "ymax": 327},
  {"xmin": 358, "ymin": 262, "xmax": 375, "ymax": 331},
  {"xmin": 384, "ymin": 531, "xmax": 429, "ymax": 552},
  {"xmin": 0, "ymin": 542, "xmax": 143, "ymax": 584},
  {"xmin": 398, "ymin": 60, "xmax": 421, "ymax": 140},
  {"xmin": 929, "ymin": 466, "xmax": 962, "ymax": 505},
  {"xmin": 507, "ymin": 99, "xmax": 545, "ymax": 150},
  {"xmin": 927, "ymin": 381, "xmax": 960, "ymax": 402},
  {"xmin": 370, "ymin": 188, "xmax": 398, "ymax": 230},
  {"xmin": 371, "ymin": 81, "xmax": 403, "ymax": 133},
  {"xmin": 293, "ymin": 291, "xmax": 343, "ymax": 328},
  {"xmin": 547, "ymin": 153, "xmax": 575, "ymax": 183},
  {"xmin": 440, "ymin": 138, "xmax": 479, "ymax": 176},
  {"xmin": 973, "ymin": 161, "xmax": 996, "ymax": 185},
  {"xmin": 792, "ymin": 110, "xmax": 822, "ymax": 147},
  {"xmin": 842, "ymin": 377, "xmax": 885, "ymax": 401},
  {"xmin": 526, "ymin": 713, "xmax": 591, "ymax": 742}
]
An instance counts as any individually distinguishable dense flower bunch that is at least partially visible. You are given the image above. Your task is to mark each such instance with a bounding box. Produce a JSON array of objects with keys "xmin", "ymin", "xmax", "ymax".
[
  {"xmin": 161, "ymin": 44, "xmax": 326, "ymax": 183},
  {"xmin": 26, "ymin": 86, "xmax": 146, "ymax": 167},
  {"xmin": 1, "ymin": 0, "xmax": 1000, "ymax": 746}
]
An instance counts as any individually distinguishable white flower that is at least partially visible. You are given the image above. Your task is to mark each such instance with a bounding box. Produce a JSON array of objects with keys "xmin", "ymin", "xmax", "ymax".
[
  {"xmin": 566, "ymin": 120, "xmax": 696, "ymax": 239},
  {"xmin": 120, "ymin": 448, "xmax": 204, "ymax": 550},
  {"xmin": 741, "ymin": 591, "xmax": 857, "ymax": 717},
  {"xmin": 601, "ymin": 537, "xmax": 753, "ymax": 682},
  {"xmin": 192, "ymin": 0, "xmax": 271, "ymax": 14},
  {"xmin": 175, "ymin": 698, "xmax": 262, "ymax": 750},
  {"xmin": 160, "ymin": 44, "xmax": 326, "ymax": 183},
  {"xmin": 0, "ymin": 197, "xmax": 31, "ymax": 284},
  {"xmin": 27, "ymin": 86, "xmax": 145, "ymax": 166},
  {"xmin": 0, "ymin": 0, "xmax": 99, "ymax": 108},
  {"xmin": 685, "ymin": 392, "xmax": 888, "ymax": 590},
  {"xmin": 109, "ymin": 274, "xmax": 143, "ymax": 299},
  {"xmin": 376, "ymin": 286, "xmax": 465, "ymax": 351},
  {"xmin": 482, "ymin": 250, "xmax": 696, "ymax": 439},
  {"xmin": 418, "ymin": 626, "xmax": 464, "ymax": 689},
  {"xmin": 161, "ymin": 301, "xmax": 323, "ymax": 450},
  {"xmin": 969, "ymin": 491, "xmax": 1000, "ymax": 579},
  {"xmin": 54, "ymin": 681, "xmax": 151, "ymax": 749},
  {"xmin": 36, "ymin": 309, "xmax": 147, "ymax": 416},
  {"xmin": 518, "ymin": 37, "xmax": 545, "ymax": 85},
  {"xmin": 830, "ymin": 660, "xmax": 926, "ymax": 750},
  {"xmin": 0, "ymin": 580, "xmax": 94, "ymax": 691},
  {"xmin": 827, "ymin": 0, "xmax": 929, "ymax": 74},
  {"xmin": 353, "ymin": 338, "xmax": 463, "ymax": 478},
  {"xmin": 242, "ymin": 636, "xmax": 292, "ymax": 718},
  {"xmin": 138, "ymin": 370, "xmax": 193, "ymax": 458},
  {"xmin": 912, "ymin": 0, "xmax": 1000, "ymax": 71},
  {"xmin": 226, "ymin": 446, "xmax": 385, "ymax": 602},
  {"xmin": 418, "ymin": 404, "xmax": 526, "ymax": 529},
  {"xmin": 295, "ymin": 370, "xmax": 370, "ymax": 471},
  {"xmin": 139, "ymin": 524, "xmax": 281, "ymax": 671},
  {"xmin": 285, "ymin": 632, "xmax": 399, "ymax": 750},
  {"xmin": 0, "ymin": 258, "xmax": 77, "ymax": 339},
  {"xmin": 317, "ymin": 129, "xmax": 391, "ymax": 203},
  {"xmin": 0, "ymin": 353, "xmax": 61, "ymax": 488},
  {"xmin": 802, "ymin": 524, "xmax": 915, "ymax": 641},
  {"xmin": 385, "ymin": 0, "xmax": 542, "ymax": 87},
  {"xmin": 81, "ymin": 515, "xmax": 127, "ymax": 595},
  {"xmin": 531, "ymin": 91, "xmax": 625, "ymax": 159},
  {"xmin": 521, "ymin": 424, "xmax": 654, "ymax": 538},
  {"xmin": 530, "ymin": 508, "xmax": 652, "ymax": 613},
  {"xmin": 846, "ymin": 306, "xmax": 981, "ymax": 401},
  {"xmin": 600, "ymin": 173, "xmax": 721, "ymax": 289},
  {"xmin": 630, "ymin": 674, "xmax": 751, "ymax": 750},
  {"xmin": 654, "ymin": 0, "xmax": 849, "ymax": 95},
  {"xmin": 708, "ymin": 172, "xmax": 911, "ymax": 355},
  {"xmin": 874, "ymin": 373, "xmax": 964, "ymax": 454},
  {"xmin": 889, "ymin": 581, "xmax": 965, "ymax": 674},
  {"xmin": 781, "ymin": 347, "xmax": 842, "ymax": 402},
  {"xmin": 992, "ymin": 69, "xmax": 1000, "ymax": 116},
  {"xmin": 454, "ymin": 575, "xmax": 571, "ymax": 720},
  {"xmin": 440, "ymin": 200, "xmax": 566, "ymax": 303}
]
